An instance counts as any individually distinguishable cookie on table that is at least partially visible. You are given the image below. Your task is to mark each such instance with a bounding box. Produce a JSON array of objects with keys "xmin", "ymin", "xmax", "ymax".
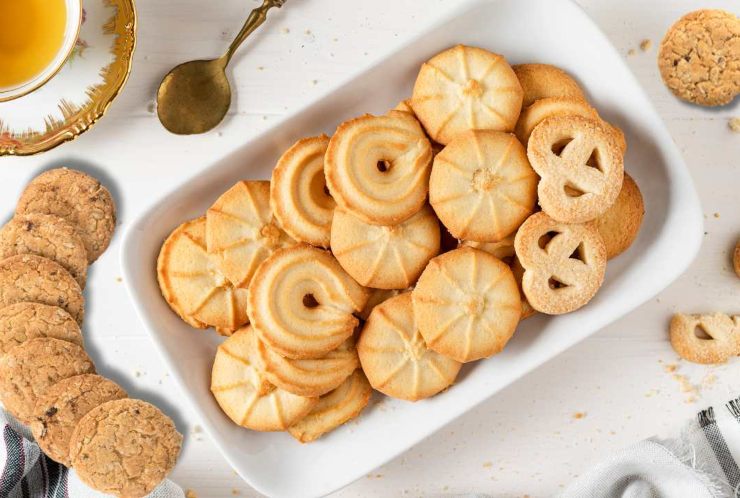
[
  {"xmin": 30, "ymin": 374, "xmax": 127, "ymax": 466},
  {"xmin": 430, "ymin": 130, "xmax": 538, "ymax": 242},
  {"xmin": 588, "ymin": 173, "xmax": 644, "ymax": 259},
  {"xmin": 0, "ymin": 338, "xmax": 95, "ymax": 424},
  {"xmin": 325, "ymin": 111, "xmax": 433, "ymax": 226},
  {"xmin": 658, "ymin": 9, "xmax": 740, "ymax": 106},
  {"xmin": 412, "ymin": 248, "xmax": 521, "ymax": 362},
  {"xmin": 0, "ymin": 302, "xmax": 83, "ymax": 356},
  {"xmin": 248, "ymin": 245, "xmax": 368, "ymax": 359},
  {"xmin": 0, "ymin": 213, "xmax": 88, "ymax": 289},
  {"xmin": 512, "ymin": 63, "xmax": 586, "ymax": 108},
  {"xmin": 412, "ymin": 45, "xmax": 523, "ymax": 144},
  {"xmin": 0, "ymin": 254, "xmax": 84, "ymax": 325},
  {"xmin": 69, "ymin": 399, "xmax": 182, "ymax": 498},
  {"xmin": 670, "ymin": 313, "xmax": 740, "ymax": 364},
  {"xmin": 359, "ymin": 292, "xmax": 461, "ymax": 400},
  {"xmin": 331, "ymin": 205, "xmax": 440, "ymax": 289},
  {"xmin": 211, "ymin": 327, "xmax": 317, "ymax": 431},
  {"xmin": 288, "ymin": 370, "xmax": 372, "ymax": 443},
  {"xmin": 157, "ymin": 217, "xmax": 248, "ymax": 333},
  {"xmin": 270, "ymin": 135, "xmax": 335, "ymax": 248},
  {"xmin": 16, "ymin": 168, "xmax": 116, "ymax": 263},
  {"xmin": 358, "ymin": 288, "xmax": 404, "ymax": 321},
  {"xmin": 207, "ymin": 180, "xmax": 294, "ymax": 288}
]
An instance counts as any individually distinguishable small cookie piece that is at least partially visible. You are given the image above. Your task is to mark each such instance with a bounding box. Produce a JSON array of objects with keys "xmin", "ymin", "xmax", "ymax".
[
  {"xmin": 158, "ymin": 217, "xmax": 248, "ymax": 332},
  {"xmin": 0, "ymin": 302, "xmax": 82, "ymax": 356},
  {"xmin": 411, "ymin": 45, "xmax": 523, "ymax": 144},
  {"xmin": 358, "ymin": 288, "xmax": 404, "ymax": 321},
  {"xmin": 658, "ymin": 10, "xmax": 740, "ymax": 106},
  {"xmin": 412, "ymin": 248, "xmax": 521, "ymax": 362},
  {"xmin": 288, "ymin": 370, "xmax": 372, "ymax": 443},
  {"xmin": 0, "ymin": 254, "xmax": 84, "ymax": 325},
  {"xmin": 69, "ymin": 399, "xmax": 182, "ymax": 498},
  {"xmin": 359, "ymin": 293, "xmax": 462, "ymax": 400},
  {"xmin": 0, "ymin": 338, "xmax": 95, "ymax": 424},
  {"xmin": 670, "ymin": 313, "xmax": 740, "ymax": 364},
  {"xmin": 512, "ymin": 63, "xmax": 586, "ymax": 108},
  {"xmin": 528, "ymin": 115, "xmax": 624, "ymax": 223},
  {"xmin": 30, "ymin": 374, "xmax": 127, "ymax": 466},
  {"xmin": 734, "ymin": 240, "xmax": 740, "ymax": 278},
  {"xmin": 16, "ymin": 168, "xmax": 116, "ymax": 262},
  {"xmin": 430, "ymin": 130, "xmax": 538, "ymax": 242},
  {"xmin": 207, "ymin": 181, "xmax": 294, "ymax": 288},
  {"xmin": 588, "ymin": 173, "xmax": 644, "ymax": 259},
  {"xmin": 331, "ymin": 206, "xmax": 440, "ymax": 289},
  {"xmin": 325, "ymin": 111, "xmax": 433, "ymax": 226},
  {"xmin": 0, "ymin": 214, "xmax": 88, "ymax": 289},
  {"xmin": 514, "ymin": 212, "xmax": 607, "ymax": 315},
  {"xmin": 211, "ymin": 327, "xmax": 317, "ymax": 431},
  {"xmin": 248, "ymin": 245, "xmax": 368, "ymax": 359}
]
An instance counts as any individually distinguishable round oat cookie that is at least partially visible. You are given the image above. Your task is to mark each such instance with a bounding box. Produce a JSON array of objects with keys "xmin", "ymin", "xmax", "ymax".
[
  {"xmin": 30, "ymin": 374, "xmax": 127, "ymax": 466},
  {"xmin": 288, "ymin": 370, "xmax": 372, "ymax": 443},
  {"xmin": 670, "ymin": 313, "xmax": 740, "ymax": 364},
  {"xmin": 0, "ymin": 213, "xmax": 88, "ymax": 289},
  {"xmin": 588, "ymin": 173, "xmax": 644, "ymax": 259},
  {"xmin": 0, "ymin": 254, "xmax": 84, "ymax": 325},
  {"xmin": 658, "ymin": 9, "xmax": 740, "ymax": 106},
  {"xmin": 411, "ymin": 45, "xmax": 523, "ymax": 145},
  {"xmin": 69, "ymin": 399, "xmax": 182, "ymax": 498},
  {"xmin": 16, "ymin": 168, "xmax": 116, "ymax": 263},
  {"xmin": 412, "ymin": 248, "xmax": 521, "ymax": 362},
  {"xmin": 331, "ymin": 205, "xmax": 440, "ymax": 289},
  {"xmin": 512, "ymin": 63, "xmax": 586, "ymax": 108},
  {"xmin": 0, "ymin": 302, "xmax": 82, "ymax": 356},
  {"xmin": 430, "ymin": 130, "xmax": 538, "ymax": 242},
  {"xmin": 359, "ymin": 292, "xmax": 462, "ymax": 400},
  {"xmin": 270, "ymin": 135, "xmax": 335, "ymax": 248},
  {"xmin": 0, "ymin": 338, "xmax": 95, "ymax": 424}
]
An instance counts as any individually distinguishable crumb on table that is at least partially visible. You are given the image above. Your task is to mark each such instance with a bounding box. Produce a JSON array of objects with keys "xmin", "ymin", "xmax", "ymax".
[
  {"xmin": 573, "ymin": 412, "xmax": 586, "ymax": 420},
  {"xmin": 729, "ymin": 118, "xmax": 740, "ymax": 133},
  {"xmin": 639, "ymin": 39, "xmax": 652, "ymax": 51}
]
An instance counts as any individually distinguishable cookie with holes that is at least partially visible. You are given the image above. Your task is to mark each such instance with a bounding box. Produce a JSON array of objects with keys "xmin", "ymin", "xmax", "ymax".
[
  {"xmin": 514, "ymin": 212, "xmax": 607, "ymax": 315},
  {"xmin": 270, "ymin": 135, "xmax": 336, "ymax": 248},
  {"xmin": 325, "ymin": 111, "xmax": 432, "ymax": 226},
  {"xmin": 157, "ymin": 217, "xmax": 247, "ymax": 333},
  {"xmin": 248, "ymin": 245, "xmax": 368, "ymax": 359},
  {"xmin": 430, "ymin": 130, "xmax": 538, "ymax": 242},
  {"xmin": 670, "ymin": 313, "xmax": 740, "ymax": 364},
  {"xmin": 331, "ymin": 205, "xmax": 440, "ymax": 289},
  {"xmin": 411, "ymin": 45, "xmax": 523, "ymax": 145},
  {"xmin": 412, "ymin": 248, "xmax": 521, "ymax": 362},
  {"xmin": 207, "ymin": 180, "xmax": 294, "ymax": 288},
  {"xmin": 588, "ymin": 173, "xmax": 644, "ymax": 259},
  {"xmin": 512, "ymin": 63, "xmax": 586, "ymax": 108},
  {"xmin": 528, "ymin": 115, "xmax": 624, "ymax": 223},
  {"xmin": 359, "ymin": 292, "xmax": 462, "ymax": 400}
]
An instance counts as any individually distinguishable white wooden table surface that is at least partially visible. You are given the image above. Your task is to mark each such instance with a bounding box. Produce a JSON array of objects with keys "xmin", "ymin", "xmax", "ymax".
[{"xmin": 2, "ymin": 0, "xmax": 739, "ymax": 496}]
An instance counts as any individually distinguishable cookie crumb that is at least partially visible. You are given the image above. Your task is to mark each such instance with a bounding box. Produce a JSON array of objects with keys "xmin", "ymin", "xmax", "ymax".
[
  {"xmin": 639, "ymin": 39, "xmax": 652, "ymax": 51},
  {"xmin": 281, "ymin": 27, "xmax": 290, "ymax": 34},
  {"xmin": 185, "ymin": 490, "xmax": 198, "ymax": 498},
  {"xmin": 482, "ymin": 461, "xmax": 493, "ymax": 468},
  {"xmin": 627, "ymin": 48, "xmax": 636, "ymax": 56},
  {"xmin": 663, "ymin": 363, "xmax": 678, "ymax": 373},
  {"xmin": 116, "ymin": 277, "xmax": 122, "ymax": 283},
  {"xmin": 192, "ymin": 424, "xmax": 202, "ymax": 434},
  {"xmin": 713, "ymin": 212, "xmax": 720, "ymax": 218},
  {"xmin": 730, "ymin": 118, "xmax": 740, "ymax": 133},
  {"xmin": 231, "ymin": 490, "xmax": 240, "ymax": 496},
  {"xmin": 573, "ymin": 412, "xmax": 586, "ymax": 420},
  {"xmin": 146, "ymin": 102, "xmax": 155, "ymax": 114}
]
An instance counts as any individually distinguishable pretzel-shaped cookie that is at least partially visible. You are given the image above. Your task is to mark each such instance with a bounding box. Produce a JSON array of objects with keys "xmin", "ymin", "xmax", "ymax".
[
  {"xmin": 527, "ymin": 115, "xmax": 623, "ymax": 223},
  {"xmin": 670, "ymin": 313, "xmax": 740, "ymax": 364},
  {"xmin": 514, "ymin": 212, "xmax": 606, "ymax": 314}
]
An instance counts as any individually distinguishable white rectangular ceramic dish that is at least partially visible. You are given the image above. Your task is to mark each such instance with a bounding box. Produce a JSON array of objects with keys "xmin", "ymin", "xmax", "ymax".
[{"xmin": 122, "ymin": 0, "xmax": 703, "ymax": 495}]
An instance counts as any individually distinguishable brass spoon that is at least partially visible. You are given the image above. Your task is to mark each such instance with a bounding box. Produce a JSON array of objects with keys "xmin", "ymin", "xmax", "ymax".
[{"xmin": 157, "ymin": 0, "xmax": 285, "ymax": 135}]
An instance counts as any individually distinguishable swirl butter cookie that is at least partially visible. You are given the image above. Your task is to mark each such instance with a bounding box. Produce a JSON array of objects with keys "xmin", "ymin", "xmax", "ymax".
[
  {"xmin": 157, "ymin": 217, "xmax": 247, "ymax": 332},
  {"xmin": 16, "ymin": 168, "xmax": 116, "ymax": 263},
  {"xmin": 211, "ymin": 327, "xmax": 317, "ymax": 430},
  {"xmin": 512, "ymin": 63, "xmax": 586, "ymax": 108},
  {"xmin": 0, "ymin": 302, "xmax": 82, "ymax": 356},
  {"xmin": 207, "ymin": 180, "xmax": 294, "ymax": 288},
  {"xmin": 527, "ymin": 115, "xmax": 624, "ymax": 223},
  {"xmin": 514, "ymin": 212, "xmax": 606, "ymax": 314},
  {"xmin": 0, "ymin": 214, "xmax": 88, "ymax": 289},
  {"xmin": 411, "ymin": 45, "xmax": 523, "ymax": 144},
  {"xmin": 412, "ymin": 248, "xmax": 521, "ymax": 362},
  {"xmin": 670, "ymin": 313, "xmax": 740, "ymax": 364},
  {"xmin": 0, "ymin": 338, "xmax": 95, "ymax": 424},
  {"xmin": 430, "ymin": 130, "xmax": 538, "ymax": 242},
  {"xmin": 331, "ymin": 206, "xmax": 440, "ymax": 289},
  {"xmin": 325, "ymin": 111, "xmax": 433, "ymax": 226},
  {"xmin": 248, "ymin": 245, "xmax": 369, "ymax": 359},
  {"xmin": 588, "ymin": 173, "xmax": 644, "ymax": 259},
  {"xmin": 288, "ymin": 369, "xmax": 372, "ymax": 443},
  {"xmin": 359, "ymin": 292, "xmax": 461, "ymax": 400},
  {"xmin": 31, "ymin": 374, "xmax": 127, "ymax": 466},
  {"xmin": 69, "ymin": 399, "xmax": 182, "ymax": 498},
  {"xmin": 0, "ymin": 254, "xmax": 84, "ymax": 325}
]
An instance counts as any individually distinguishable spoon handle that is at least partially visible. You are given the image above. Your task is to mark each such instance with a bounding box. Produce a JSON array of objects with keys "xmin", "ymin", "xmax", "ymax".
[{"xmin": 223, "ymin": 0, "xmax": 285, "ymax": 65}]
